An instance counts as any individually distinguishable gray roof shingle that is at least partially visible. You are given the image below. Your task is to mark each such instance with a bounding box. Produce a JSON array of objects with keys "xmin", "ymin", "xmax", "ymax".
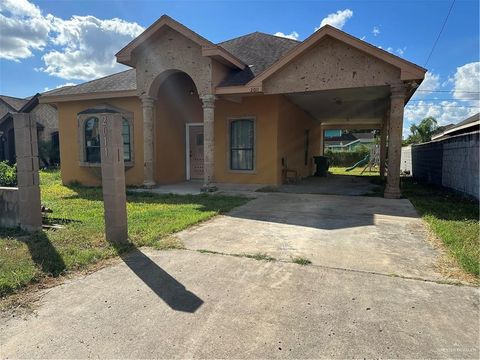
[
  {"xmin": 43, "ymin": 69, "xmax": 136, "ymax": 97},
  {"xmin": 0, "ymin": 95, "xmax": 29, "ymax": 112},
  {"xmin": 218, "ymin": 32, "xmax": 300, "ymax": 86}
]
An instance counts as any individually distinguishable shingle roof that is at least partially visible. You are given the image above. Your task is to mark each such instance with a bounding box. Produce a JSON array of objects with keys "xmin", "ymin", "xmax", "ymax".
[
  {"xmin": 0, "ymin": 95, "xmax": 29, "ymax": 112},
  {"xmin": 43, "ymin": 69, "xmax": 136, "ymax": 97},
  {"xmin": 41, "ymin": 32, "xmax": 299, "ymax": 97},
  {"xmin": 217, "ymin": 32, "xmax": 300, "ymax": 86},
  {"xmin": 455, "ymin": 112, "xmax": 479, "ymax": 128},
  {"xmin": 352, "ymin": 132, "xmax": 375, "ymax": 141}
]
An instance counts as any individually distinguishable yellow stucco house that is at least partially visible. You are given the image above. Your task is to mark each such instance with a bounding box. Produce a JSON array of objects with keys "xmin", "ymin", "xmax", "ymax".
[{"xmin": 40, "ymin": 15, "xmax": 426, "ymax": 198}]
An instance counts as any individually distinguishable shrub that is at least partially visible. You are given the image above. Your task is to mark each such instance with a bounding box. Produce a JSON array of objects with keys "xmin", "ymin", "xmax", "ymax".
[
  {"xmin": 39, "ymin": 140, "xmax": 60, "ymax": 167},
  {"xmin": 0, "ymin": 161, "xmax": 17, "ymax": 186},
  {"xmin": 325, "ymin": 146, "xmax": 370, "ymax": 167}
]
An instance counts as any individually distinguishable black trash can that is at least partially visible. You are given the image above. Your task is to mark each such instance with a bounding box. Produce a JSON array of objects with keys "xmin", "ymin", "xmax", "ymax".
[{"xmin": 313, "ymin": 156, "xmax": 329, "ymax": 177}]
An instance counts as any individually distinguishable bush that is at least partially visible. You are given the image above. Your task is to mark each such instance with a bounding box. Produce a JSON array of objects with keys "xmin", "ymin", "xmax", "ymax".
[
  {"xmin": 0, "ymin": 161, "xmax": 17, "ymax": 186},
  {"xmin": 39, "ymin": 140, "xmax": 60, "ymax": 167},
  {"xmin": 325, "ymin": 146, "xmax": 370, "ymax": 167}
]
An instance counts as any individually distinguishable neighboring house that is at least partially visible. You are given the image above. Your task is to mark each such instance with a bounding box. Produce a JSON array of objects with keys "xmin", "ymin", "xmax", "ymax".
[
  {"xmin": 431, "ymin": 113, "xmax": 479, "ymax": 140},
  {"xmin": 325, "ymin": 129, "xmax": 342, "ymax": 137},
  {"xmin": 351, "ymin": 132, "xmax": 375, "ymax": 147},
  {"xmin": 325, "ymin": 131, "xmax": 375, "ymax": 151},
  {"xmin": 325, "ymin": 133, "xmax": 360, "ymax": 151},
  {"xmin": 40, "ymin": 15, "xmax": 426, "ymax": 198},
  {"xmin": 0, "ymin": 94, "xmax": 59, "ymax": 164}
]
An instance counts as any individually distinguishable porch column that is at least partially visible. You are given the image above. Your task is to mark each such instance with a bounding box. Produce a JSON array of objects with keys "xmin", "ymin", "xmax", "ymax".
[
  {"xmin": 141, "ymin": 95, "xmax": 156, "ymax": 188},
  {"xmin": 384, "ymin": 82, "xmax": 406, "ymax": 199},
  {"xmin": 379, "ymin": 111, "xmax": 389, "ymax": 179},
  {"xmin": 201, "ymin": 95, "xmax": 216, "ymax": 191},
  {"xmin": 319, "ymin": 125, "xmax": 325, "ymax": 156}
]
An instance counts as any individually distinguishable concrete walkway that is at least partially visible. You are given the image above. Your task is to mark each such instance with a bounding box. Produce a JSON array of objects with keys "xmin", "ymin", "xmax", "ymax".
[
  {"xmin": 1, "ymin": 250, "xmax": 478, "ymax": 359},
  {"xmin": 179, "ymin": 192, "xmax": 442, "ymax": 280}
]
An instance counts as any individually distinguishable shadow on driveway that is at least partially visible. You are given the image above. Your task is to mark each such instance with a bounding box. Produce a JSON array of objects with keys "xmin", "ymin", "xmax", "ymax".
[{"xmin": 119, "ymin": 247, "xmax": 204, "ymax": 313}]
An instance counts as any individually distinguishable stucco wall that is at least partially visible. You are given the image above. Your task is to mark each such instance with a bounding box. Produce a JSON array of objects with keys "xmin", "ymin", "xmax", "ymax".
[
  {"xmin": 264, "ymin": 36, "xmax": 400, "ymax": 94},
  {"xmin": 277, "ymin": 96, "xmax": 319, "ymax": 182},
  {"xmin": 154, "ymin": 73, "xmax": 203, "ymax": 184},
  {"xmin": 0, "ymin": 187, "xmax": 19, "ymax": 228},
  {"xmin": 214, "ymin": 95, "xmax": 280, "ymax": 185},
  {"xmin": 56, "ymin": 97, "xmax": 144, "ymax": 186},
  {"xmin": 135, "ymin": 27, "xmax": 213, "ymax": 97}
]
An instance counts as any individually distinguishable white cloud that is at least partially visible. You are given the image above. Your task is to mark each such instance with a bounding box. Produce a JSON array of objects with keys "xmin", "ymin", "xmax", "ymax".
[
  {"xmin": 316, "ymin": 9, "xmax": 353, "ymax": 30},
  {"xmin": 0, "ymin": 0, "xmax": 144, "ymax": 80},
  {"xmin": 405, "ymin": 100, "xmax": 477, "ymax": 128},
  {"xmin": 404, "ymin": 64, "xmax": 480, "ymax": 138},
  {"xmin": 42, "ymin": 15, "xmax": 144, "ymax": 80},
  {"xmin": 452, "ymin": 62, "xmax": 480, "ymax": 102},
  {"xmin": 383, "ymin": 46, "xmax": 406, "ymax": 57},
  {"xmin": 274, "ymin": 31, "xmax": 299, "ymax": 40},
  {"xmin": 416, "ymin": 71, "xmax": 441, "ymax": 96},
  {"xmin": 372, "ymin": 26, "xmax": 380, "ymax": 36},
  {"xmin": 0, "ymin": 0, "xmax": 51, "ymax": 61}
]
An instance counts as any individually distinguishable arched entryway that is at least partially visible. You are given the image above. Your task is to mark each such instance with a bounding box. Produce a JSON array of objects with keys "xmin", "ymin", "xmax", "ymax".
[{"xmin": 150, "ymin": 71, "xmax": 204, "ymax": 184}]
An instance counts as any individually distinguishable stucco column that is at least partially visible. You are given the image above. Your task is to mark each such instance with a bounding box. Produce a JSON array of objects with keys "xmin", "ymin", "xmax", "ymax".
[
  {"xmin": 319, "ymin": 125, "xmax": 325, "ymax": 156},
  {"xmin": 379, "ymin": 111, "xmax": 389, "ymax": 179},
  {"xmin": 141, "ymin": 95, "xmax": 156, "ymax": 188},
  {"xmin": 99, "ymin": 113, "xmax": 128, "ymax": 245},
  {"xmin": 384, "ymin": 82, "xmax": 406, "ymax": 199},
  {"xmin": 13, "ymin": 113, "xmax": 42, "ymax": 231},
  {"xmin": 201, "ymin": 95, "xmax": 216, "ymax": 191}
]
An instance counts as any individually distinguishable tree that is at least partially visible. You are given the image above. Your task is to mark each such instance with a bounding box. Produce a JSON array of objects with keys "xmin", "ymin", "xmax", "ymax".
[{"xmin": 404, "ymin": 117, "xmax": 438, "ymax": 145}]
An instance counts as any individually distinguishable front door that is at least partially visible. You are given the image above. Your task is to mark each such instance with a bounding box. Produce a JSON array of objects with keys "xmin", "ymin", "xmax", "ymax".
[{"xmin": 188, "ymin": 125, "xmax": 204, "ymax": 180}]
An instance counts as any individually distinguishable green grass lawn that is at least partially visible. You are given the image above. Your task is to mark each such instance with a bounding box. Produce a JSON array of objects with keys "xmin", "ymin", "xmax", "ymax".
[
  {"xmin": 0, "ymin": 170, "xmax": 250, "ymax": 297},
  {"xmin": 401, "ymin": 180, "xmax": 479, "ymax": 277},
  {"xmin": 329, "ymin": 166, "xmax": 380, "ymax": 177}
]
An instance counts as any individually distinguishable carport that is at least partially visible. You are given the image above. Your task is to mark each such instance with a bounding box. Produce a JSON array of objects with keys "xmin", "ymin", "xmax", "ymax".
[{"xmin": 216, "ymin": 26, "xmax": 426, "ymax": 198}]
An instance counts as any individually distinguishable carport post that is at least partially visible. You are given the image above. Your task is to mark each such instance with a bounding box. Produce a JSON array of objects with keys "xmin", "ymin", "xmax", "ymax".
[
  {"xmin": 379, "ymin": 111, "xmax": 389, "ymax": 179},
  {"xmin": 384, "ymin": 82, "xmax": 406, "ymax": 199},
  {"xmin": 319, "ymin": 125, "xmax": 325, "ymax": 156},
  {"xmin": 99, "ymin": 113, "xmax": 128, "ymax": 244}
]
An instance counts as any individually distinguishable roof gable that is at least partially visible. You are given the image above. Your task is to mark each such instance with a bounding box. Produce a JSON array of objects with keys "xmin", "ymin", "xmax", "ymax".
[
  {"xmin": 248, "ymin": 25, "xmax": 426, "ymax": 88},
  {"xmin": 0, "ymin": 95, "xmax": 28, "ymax": 112},
  {"xmin": 116, "ymin": 15, "xmax": 245, "ymax": 70}
]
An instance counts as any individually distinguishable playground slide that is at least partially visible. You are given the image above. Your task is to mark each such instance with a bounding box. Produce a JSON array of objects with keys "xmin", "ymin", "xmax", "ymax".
[{"xmin": 345, "ymin": 154, "xmax": 370, "ymax": 172}]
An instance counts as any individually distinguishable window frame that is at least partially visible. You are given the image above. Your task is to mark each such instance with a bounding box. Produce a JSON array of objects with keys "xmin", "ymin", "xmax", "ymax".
[
  {"xmin": 227, "ymin": 117, "xmax": 256, "ymax": 173},
  {"xmin": 77, "ymin": 105, "xmax": 134, "ymax": 167}
]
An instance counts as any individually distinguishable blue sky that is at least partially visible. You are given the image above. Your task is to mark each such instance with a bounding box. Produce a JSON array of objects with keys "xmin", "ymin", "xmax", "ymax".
[{"xmin": 0, "ymin": 0, "xmax": 479, "ymax": 136}]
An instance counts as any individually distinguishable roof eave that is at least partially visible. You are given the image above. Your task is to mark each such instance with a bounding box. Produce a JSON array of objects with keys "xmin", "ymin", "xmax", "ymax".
[{"xmin": 39, "ymin": 90, "xmax": 138, "ymax": 104}]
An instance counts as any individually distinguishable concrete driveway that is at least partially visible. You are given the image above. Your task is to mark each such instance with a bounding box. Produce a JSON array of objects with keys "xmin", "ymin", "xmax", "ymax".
[
  {"xmin": 1, "ymin": 193, "xmax": 479, "ymax": 358},
  {"xmin": 179, "ymin": 192, "xmax": 441, "ymax": 280},
  {"xmin": 1, "ymin": 250, "xmax": 478, "ymax": 359}
]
